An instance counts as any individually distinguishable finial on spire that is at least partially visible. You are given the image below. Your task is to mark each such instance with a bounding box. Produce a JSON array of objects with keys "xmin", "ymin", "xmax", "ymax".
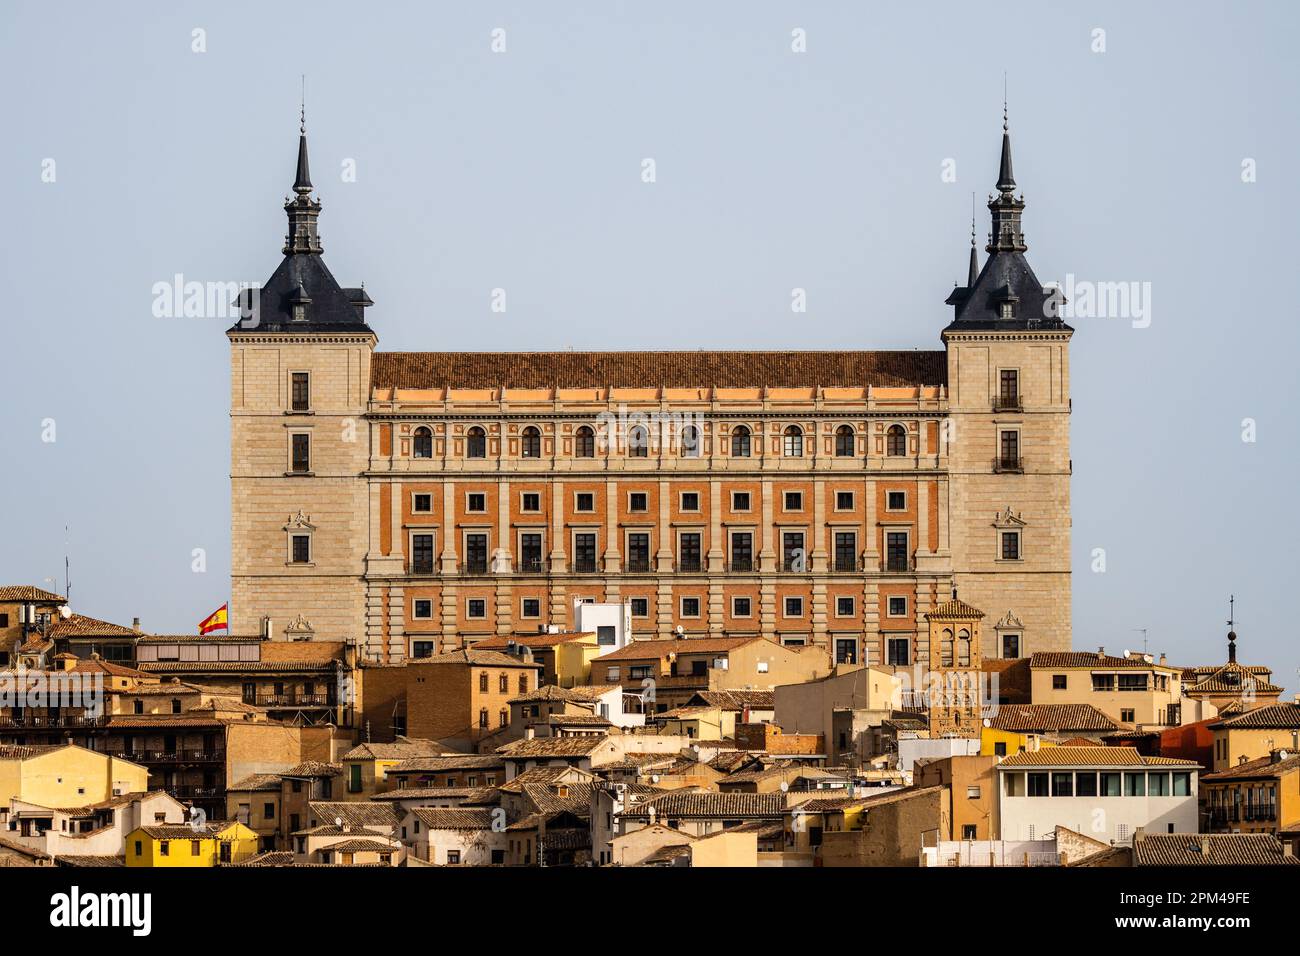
[
  {"xmin": 300, "ymin": 74, "xmax": 306, "ymax": 135},
  {"xmin": 966, "ymin": 192, "xmax": 979, "ymax": 286},
  {"xmin": 1002, "ymin": 73, "xmax": 1008, "ymax": 132}
]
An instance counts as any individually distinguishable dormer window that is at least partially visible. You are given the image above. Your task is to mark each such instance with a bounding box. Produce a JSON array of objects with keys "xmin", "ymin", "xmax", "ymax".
[
  {"xmin": 999, "ymin": 300, "xmax": 1014, "ymax": 320},
  {"xmin": 289, "ymin": 284, "xmax": 312, "ymax": 323}
]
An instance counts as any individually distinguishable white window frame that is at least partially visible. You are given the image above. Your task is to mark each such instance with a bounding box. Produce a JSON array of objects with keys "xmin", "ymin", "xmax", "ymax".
[
  {"xmin": 679, "ymin": 490, "xmax": 702, "ymax": 513},
  {"xmin": 572, "ymin": 491, "xmax": 597, "ymax": 514},
  {"xmin": 465, "ymin": 597, "xmax": 488, "ymax": 620},
  {"xmin": 730, "ymin": 490, "xmax": 752, "ymax": 512},
  {"xmin": 834, "ymin": 595, "xmax": 855, "ymax": 618},
  {"xmin": 679, "ymin": 596, "xmax": 702, "ymax": 619},
  {"xmin": 731, "ymin": 595, "xmax": 753, "ymax": 618},
  {"xmin": 833, "ymin": 490, "xmax": 855, "ymax": 512},
  {"xmin": 782, "ymin": 596, "xmax": 805, "ymax": 619},
  {"xmin": 782, "ymin": 490, "xmax": 804, "ymax": 512},
  {"xmin": 885, "ymin": 489, "xmax": 907, "ymax": 513},
  {"xmin": 411, "ymin": 598, "xmax": 434, "ymax": 620},
  {"xmin": 411, "ymin": 492, "xmax": 433, "ymax": 514},
  {"xmin": 519, "ymin": 490, "xmax": 542, "ymax": 514},
  {"xmin": 626, "ymin": 490, "xmax": 650, "ymax": 513},
  {"xmin": 464, "ymin": 491, "xmax": 488, "ymax": 514}
]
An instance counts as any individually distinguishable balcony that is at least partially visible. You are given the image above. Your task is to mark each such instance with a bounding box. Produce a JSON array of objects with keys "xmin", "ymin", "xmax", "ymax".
[
  {"xmin": 250, "ymin": 694, "xmax": 334, "ymax": 708},
  {"xmin": 993, "ymin": 395, "xmax": 1023, "ymax": 412},
  {"xmin": 0, "ymin": 714, "xmax": 108, "ymax": 729},
  {"xmin": 516, "ymin": 557, "xmax": 545, "ymax": 574},
  {"xmin": 117, "ymin": 750, "xmax": 226, "ymax": 765},
  {"xmin": 992, "ymin": 457, "xmax": 1024, "ymax": 474},
  {"xmin": 1243, "ymin": 806, "xmax": 1277, "ymax": 823},
  {"xmin": 881, "ymin": 556, "xmax": 916, "ymax": 573},
  {"xmin": 166, "ymin": 786, "xmax": 222, "ymax": 800}
]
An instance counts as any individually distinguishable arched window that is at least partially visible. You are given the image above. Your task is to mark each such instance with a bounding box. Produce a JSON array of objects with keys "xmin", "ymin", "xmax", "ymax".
[
  {"xmin": 628, "ymin": 425, "xmax": 649, "ymax": 458},
  {"xmin": 835, "ymin": 425, "xmax": 855, "ymax": 457},
  {"xmin": 479, "ymin": 672, "xmax": 488, "ymax": 692},
  {"xmin": 518, "ymin": 673, "xmax": 529, "ymax": 693},
  {"xmin": 575, "ymin": 425, "xmax": 595, "ymax": 458},
  {"xmin": 886, "ymin": 424, "xmax": 907, "ymax": 457},
  {"xmin": 521, "ymin": 426, "xmax": 541, "ymax": 459},
  {"xmin": 940, "ymin": 628, "xmax": 954, "ymax": 667},
  {"xmin": 499, "ymin": 708, "xmax": 509, "ymax": 728},
  {"xmin": 466, "ymin": 426, "xmax": 486, "ymax": 459},
  {"xmin": 498, "ymin": 673, "xmax": 508, "ymax": 693},
  {"xmin": 957, "ymin": 629, "xmax": 971, "ymax": 666},
  {"xmin": 680, "ymin": 425, "xmax": 700, "ymax": 458},
  {"xmin": 783, "ymin": 425, "xmax": 803, "ymax": 457},
  {"xmin": 413, "ymin": 426, "xmax": 433, "ymax": 459},
  {"xmin": 478, "ymin": 708, "xmax": 488, "ymax": 729},
  {"xmin": 731, "ymin": 425, "xmax": 751, "ymax": 458}
]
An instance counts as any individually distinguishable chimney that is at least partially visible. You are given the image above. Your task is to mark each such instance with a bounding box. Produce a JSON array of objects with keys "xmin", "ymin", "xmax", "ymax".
[
  {"xmin": 1097, "ymin": 646, "xmax": 1105, "ymax": 660},
  {"xmin": 1200, "ymin": 836, "xmax": 1210, "ymax": 856},
  {"xmin": 1285, "ymin": 843, "xmax": 1295, "ymax": 859},
  {"xmin": 1158, "ymin": 653, "xmax": 1167, "ymax": 666},
  {"xmin": 132, "ymin": 617, "xmax": 141, "ymax": 632},
  {"xmin": 1238, "ymin": 755, "xmax": 1248, "ymax": 766}
]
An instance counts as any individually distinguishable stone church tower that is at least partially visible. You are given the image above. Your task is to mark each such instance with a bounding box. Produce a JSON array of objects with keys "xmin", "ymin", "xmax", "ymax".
[
  {"xmin": 227, "ymin": 119, "xmax": 375, "ymax": 642},
  {"xmin": 940, "ymin": 110, "xmax": 1073, "ymax": 658},
  {"xmin": 923, "ymin": 596, "xmax": 985, "ymax": 738}
]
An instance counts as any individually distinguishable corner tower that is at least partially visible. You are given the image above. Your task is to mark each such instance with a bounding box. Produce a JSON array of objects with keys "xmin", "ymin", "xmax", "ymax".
[
  {"xmin": 227, "ymin": 114, "xmax": 376, "ymax": 642},
  {"xmin": 942, "ymin": 110, "xmax": 1073, "ymax": 657}
]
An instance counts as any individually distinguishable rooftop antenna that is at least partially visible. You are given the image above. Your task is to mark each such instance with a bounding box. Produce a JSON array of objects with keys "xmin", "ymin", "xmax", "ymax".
[
  {"xmin": 64, "ymin": 524, "xmax": 70, "ymax": 606},
  {"xmin": 1132, "ymin": 628, "xmax": 1149, "ymax": 655}
]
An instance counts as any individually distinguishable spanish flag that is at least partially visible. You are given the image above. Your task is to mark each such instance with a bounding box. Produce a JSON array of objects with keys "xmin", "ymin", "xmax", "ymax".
[{"xmin": 198, "ymin": 603, "xmax": 229, "ymax": 635}]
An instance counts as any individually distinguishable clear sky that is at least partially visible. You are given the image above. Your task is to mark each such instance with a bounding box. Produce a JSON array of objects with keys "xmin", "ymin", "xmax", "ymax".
[{"xmin": 2, "ymin": 1, "xmax": 1296, "ymax": 689}]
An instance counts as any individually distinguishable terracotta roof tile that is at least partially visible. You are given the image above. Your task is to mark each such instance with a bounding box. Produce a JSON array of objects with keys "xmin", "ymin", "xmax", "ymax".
[
  {"xmin": 1031, "ymin": 651, "xmax": 1176, "ymax": 670},
  {"xmin": 0, "ymin": 586, "xmax": 65, "ymax": 603},
  {"xmin": 924, "ymin": 599, "xmax": 985, "ymax": 621},
  {"xmin": 624, "ymin": 791, "xmax": 785, "ymax": 819},
  {"xmin": 1133, "ymin": 833, "xmax": 1299, "ymax": 867},
  {"xmin": 996, "ymin": 746, "xmax": 1198, "ymax": 768},
  {"xmin": 411, "ymin": 807, "xmax": 495, "ymax": 831},
  {"xmin": 988, "ymin": 704, "xmax": 1119, "ymax": 733},
  {"xmin": 372, "ymin": 350, "xmax": 947, "ymax": 390},
  {"xmin": 593, "ymin": 636, "xmax": 765, "ymax": 663},
  {"xmin": 1211, "ymin": 703, "xmax": 1300, "ymax": 730}
]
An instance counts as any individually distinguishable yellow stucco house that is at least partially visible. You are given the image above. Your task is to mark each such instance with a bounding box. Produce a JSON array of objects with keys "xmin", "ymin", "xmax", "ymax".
[
  {"xmin": 0, "ymin": 743, "xmax": 148, "ymax": 809},
  {"xmin": 125, "ymin": 821, "xmax": 259, "ymax": 867}
]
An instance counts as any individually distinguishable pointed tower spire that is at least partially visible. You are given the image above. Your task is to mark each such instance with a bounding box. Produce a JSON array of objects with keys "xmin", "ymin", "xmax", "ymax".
[
  {"xmin": 283, "ymin": 82, "xmax": 323, "ymax": 256},
  {"xmin": 293, "ymin": 81, "xmax": 312, "ymax": 195},
  {"xmin": 986, "ymin": 92, "xmax": 1027, "ymax": 254},
  {"xmin": 967, "ymin": 193, "xmax": 980, "ymax": 286}
]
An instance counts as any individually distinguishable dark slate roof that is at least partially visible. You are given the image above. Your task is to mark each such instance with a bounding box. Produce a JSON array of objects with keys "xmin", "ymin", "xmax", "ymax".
[
  {"xmin": 371, "ymin": 351, "xmax": 948, "ymax": 390},
  {"xmin": 235, "ymin": 253, "xmax": 375, "ymax": 335},
  {"xmin": 946, "ymin": 249, "xmax": 1067, "ymax": 332}
]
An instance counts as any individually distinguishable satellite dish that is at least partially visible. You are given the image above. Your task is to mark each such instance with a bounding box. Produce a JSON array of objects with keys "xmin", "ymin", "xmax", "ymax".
[
  {"xmin": 779, "ymin": 781, "xmax": 789, "ymax": 792},
  {"xmin": 334, "ymin": 816, "xmax": 343, "ymax": 827},
  {"xmin": 982, "ymin": 717, "xmax": 991, "ymax": 728},
  {"xmin": 675, "ymin": 625, "xmax": 684, "ymax": 636},
  {"xmin": 1122, "ymin": 649, "xmax": 1130, "ymax": 658},
  {"xmin": 650, "ymin": 774, "xmax": 660, "ymax": 784},
  {"xmin": 691, "ymin": 744, "xmax": 700, "ymax": 754},
  {"xmin": 58, "ymin": 606, "xmax": 72, "ymax": 619}
]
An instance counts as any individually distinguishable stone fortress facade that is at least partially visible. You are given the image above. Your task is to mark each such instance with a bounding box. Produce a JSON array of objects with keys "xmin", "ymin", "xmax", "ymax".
[{"xmin": 228, "ymin": 114, "xmax": 1073, "ymax": 667}]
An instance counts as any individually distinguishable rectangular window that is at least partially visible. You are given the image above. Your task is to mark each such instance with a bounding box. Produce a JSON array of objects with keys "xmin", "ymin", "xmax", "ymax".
[
  {"xmin": 1118, "ymin": 674, "xmax": 1149, "ymax": 692},
  {"xmin": 628, "ymin": 491, "xmax": 648, "ymax": 512},
  {"xmin": 626, "ymin": 533, "xmax": 650, "ymax": 572},
  {"xmin": 731, "ymin": 491, "xmax": 751, "ymax": 511},
  {"xmin": 1002, "ymin": 633, "xmax": 1020, "ymax": 659},
  {"xmin": 519, "ymin": 532, "xmax": 543, "ymax": 573},
  {"xmin": 630, "ymin": 597, "xmax": 649, "ymax": 617},
  {"xmin": 1147, "ymin": 773, "xmax": 1170, "ymax": 796},
  {"xmin": 999, "ymin": 430, "xmax": 1019, "ymax": 467},
  {"xmin": 575, "ymin": 492, "xmax": 595, "ymax": 512},
  {"xmin": 1120, "ymin": 708, "xmax": 1135, "ymax": 723},
  {"xmin": 835, "ymin": 638, "xmax": 857, "ymax": 665},
  {"xmin": 411, "ymin": 533, "xmax": 435, "ymax": 574},
  {"xmin": 412, "ymin": 599, "xmax": 433, "ymax": 619},
  {"xmin": 1124, "ymin": 772, "xmax": 1146, "ymax": 797},
  {"xmin": 1052, "ymin": 674, "xmax": 1067, "ymax": 690},
  {"xmin": 680, "ymin": 492, "xmax": 700, "ymax": 512},
  {"xmin": 680, "ymin": 597, "xmax": 701, "ymax": 618},
  {"xmin": 466, "ymin": 492, "xmax": 487, "ymax": 513},
  {"xmin": 784, "ymin": 596, "xmax": 803, "ymax": 617},
  {"xmin": 999, "ymin": 369, "xmax": 1019, "ymax": 406},
  {"xmin": 886, "ymin": 491, "xmax": 906, "ymax": 512},
  {"xmin": 465, "ymin": 533, "xmax": 489, "ymax": 574},
  {"xmin": 1075, "ymin": 772, "xmax": 1098, "ymax": 797},
  {"xmin": 732, "ymin": 596, "xmax": 752, "ymax": 617},
  {"xmin": 834, "ymin": 532, "xmax": 857, "ymax": 572},
  {"xmin": 783, "ymin": 491, "xmax": 803, "ymax": 511},
  {"xmin": 835, "ymin": 596, "xmax": 854, "ymax": 617},
  {"xmin": 291, "ymin": 433, "xmax": 311, "ymax": 473},
  {"xmin": 1000, "ymin": 531, "xmax": 1020, "ymax": 560},
  {"xmin": 678, "ymin": 533, "xmax": 702, "ymax": 572},
  {"xmin": 885, "ymin": 532, "xmax": 908, "ymax": 571},
  {"xmin": 1092, "ymin": 674, "xmax": 1116, "ymax": 692},
  {"xmin": 888, "ymin": 596, "xmax": 907, "ymax": 617},
  {"xmin": 521, "ymin": 492, "xmax": 541, "ymax": 512},
  {"xmin": 1026, "ymin": 773, "xmax": 1050, "ymax": 797},
  {"xmin": 886, "ymin": 637, "xmax": 909, "ymax": 666},
  {"xmin": 412, "ymin": 641, "xmax": 434, "ymax": 658},
  {"xmin": 1172, "ymin": 772, "xmax": 1191, "ymax": 796},
  {"xmin": 521, "ymin": 598, "xmax": 541, "ymax": 618},
  {"xmin": 1051, "ymin": 772, "xmax": 1074, "ymax": 797},
  {"xmin": 782, "ymin": 532, "xmax": 806, "ymax": 572},
  {"xmin": 291, "ymin": 372, "xmax": 310, "ymax": 411},
  {"xmin": 466, "ymin": 599, "xmax": 486, "ymax": 619},
  {"xmin": 412, "ymin": 493, "xmax": 432, "ymax": 513},
  {"xmin": 730, "ymin": 532, "xmax": 753, "ymax": 572},
  {"xmin": 835, "ymin": 491, "xmax": 854, "ymax": 510},
  {"xmin": 574, "ymin": 533, "xmax": 597, "ymax": 573},
  {"xmin": 291, "ymin": 534, "xmax": 310, "ymax": 564},
  {"xmin": 1100, "ymin": 772, "xmax": 1122, "ymax": 797}
]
